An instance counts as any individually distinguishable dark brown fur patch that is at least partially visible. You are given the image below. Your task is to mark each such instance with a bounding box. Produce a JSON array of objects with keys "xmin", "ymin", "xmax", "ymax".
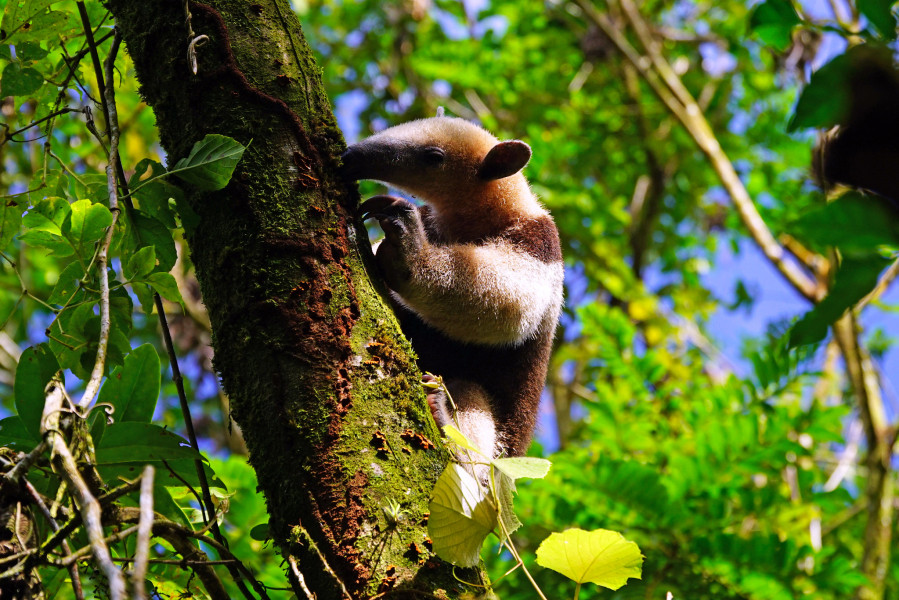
[
  {"xmin": 394, "ymin": 303, "xmax": 552, "ymax": 457},
  {"xmin": 502, "ymin": 215, "xmax": 563, "ymax": 263}
]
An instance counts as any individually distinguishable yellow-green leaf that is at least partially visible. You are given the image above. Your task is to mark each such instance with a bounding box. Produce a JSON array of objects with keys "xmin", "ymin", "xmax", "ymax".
[
  {"xmin": 428, "ymin": 463, "xmax": 497, "ymax": 567},
  {"xmin": 536, "ymin": 528, "xmax": 643, "ymax": 590}
]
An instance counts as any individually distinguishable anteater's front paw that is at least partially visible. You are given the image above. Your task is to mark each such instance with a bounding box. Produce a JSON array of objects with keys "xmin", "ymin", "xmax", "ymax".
[{"xmin": 360, "ymin": 195, "xmax": 425, "ymax": 290}]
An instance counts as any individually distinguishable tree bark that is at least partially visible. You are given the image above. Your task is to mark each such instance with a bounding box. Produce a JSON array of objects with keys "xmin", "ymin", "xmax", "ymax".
[{"xmin": 107, "ymin": 1, "xmax": 483, "ymax": 597}]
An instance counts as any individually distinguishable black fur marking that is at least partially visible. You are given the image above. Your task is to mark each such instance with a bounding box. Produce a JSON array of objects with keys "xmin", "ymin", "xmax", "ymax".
[{"xmin": 394, "ymin": 303, "xmax": 552, "ymax": 457}]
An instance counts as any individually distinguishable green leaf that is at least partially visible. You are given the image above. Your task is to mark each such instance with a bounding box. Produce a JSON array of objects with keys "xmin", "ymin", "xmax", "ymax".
[
  {"xmin": 0, "ymin": 201, "xmax": 23, "ymax": 251},
  {"xmin": 19, "ymin": 197, "xmax": 73, "ymax": 256},
  {"xmin": 14, "ymin": 344, "xmax": 59, "ymax": 440},
  {"xmin": 62, "ymin": 199, "xmax": 113, "ymax": 254},
  {"xmin": 171, "ymin": 134, "xmax": 247, "ymax": 190},
  {"xmin": 535, "ymin": 529, "xmax": 643, "ymax": 590},
  {"xmin": 250, "ymin": 523, "xmax": 271, "ymax": 541},
  {"xmin": 491, "ymin": 456, "xmax": 551, "ymax": 480},
  {"xmin": 47, "ymin": 261, "xmax": 86, "ymax": 306},
  {"xmin": 443, "ymin": 423, "xmax": 487, "ymax": 457},
  {"xmin": 147, "ymin": 272, "xmax": 183, "ymax": 305},
  {"xmin": 788, "ymin": 52, "xmax": 851, "ymax": 132},
  {"xmin": 98, "ymin": 458, "xmax": 225, "ymax": 491},
  {"xmin": 494, "ymin": 472, "xmax": 522, "ymax": 543},
  {"xmin": 789, "ymin": 254, "xmax": 892, "ymax": 347},
  {"xmin": 96, "ymin": 422, "xmax": 201, "ymax": 464},
  {"xmin": 793, "ymin": 193, "xmax": 899, "ymax": 252},
  {"xmin": 15, "ymin": 41, "xmax": 47, "ymax": 61},
  {"xmin": 1, "ymin": 61, "xmax": 42, "ymax": 96},
  {"xmin": 125, "ymin": 245, "xmax": 157, "ymax": 280},
  {"xmin": 130, "ymin": 158, "xmax": 181, "ymax": 229},
  {"xmin": 428, "ymin": 463, "xmax": 498, "ymax": 567},
  {"xmin": 22, "ymin": 197, "xmax": 69, "ymax": 230},
  {"xmin": 858, "ymin": 0, "xmax": 897, "ymax": 39},
  {"xmin": 749, "ymin": 0, "xmax": 801, "ymax": 50},
  {"xmin": 48, "ymin": 303, "xmax": 97, "ymax": 380},
  {"xmin": 1, "ymin": 6, "xmax": 76, "ymax": 45},
  {"xmin": 129, "ymin": 212, "xmax": 176, "ymax": 272},
  {"xmin": 97, "ymin": 344, "xmax": 161, "ymax": 424},
  {"xmin": 133, "ymin": 282, "xmax": 156, "ymax": 315},
  {"xmin": 0, "ymin": 416, "xmax": 40, "ymax": 450}
]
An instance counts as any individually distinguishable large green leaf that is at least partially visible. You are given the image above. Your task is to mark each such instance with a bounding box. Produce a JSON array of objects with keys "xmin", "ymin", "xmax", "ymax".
[
  {"xmin": 491, "ymin": 456, "xmax": 551, "ymax": 481},
  {"xmin": 97, "ymin": 344, "xmax": 161, "ymax": 424},
  {"xmin": 19, "ymin": 196, "xmax": 73, "ymax": 256},
  {"xmin": 858, "ymin": 0, "xmax": 897, "ymax": 39},
  {"xmin": 97, "ymin": 459, "xmax": 225, "ymax": 491},
  {"xmin": 428, "ymin": 463, "xmax": 497, "ymax": 567},
  {"xmin": 536, "ymin": 528, "xmax": 643, "ymax": 590},
  {"xmin": 787, "ymin": 51, "xmax": 852, "ymax": 132},
  {"xmin": 147, "ymin": 272, "xmax": 184, "ymax": 305},
  {"xmin": 789, "ymin": 254, "xmax": 892, "ymax": 347},
  {"xmin": 171, "ymin": 134, "xmax": 247, "ymax": 191},
  {"xmin": 793, "ymin": 192, "xmax": 899, "ymax": 253},
  {"xmin": 749, "ymin": 0, "xmax": 801, "ymax": 50},
  {"xmin": 61, "ymin": 199, "xmax": 113, "ymax": 255},
  {"xmin": 96, "ymin": 422, "xmax": 201, "ymax": 464},
  {"xmin": 47, "ymin": 261, "xmax": 86, "ymax": 306},
  {"xmin": 14, "ymin": 344, "xmax": 59, "ymax": 440},
  {"xmin": 0, "ymin": 201, "xmax": 23, "ymax": 252},
  {"xmin": 0, "ymin": 61, "xmax": 42, "ymax": 96},
  {"xmin": 124, "ymin": 245, "xmax": 157, "ymax": 281},
  {"xmin": 129, "ymin": 212, "xmax": 176, "ymax": 272},
  {"xmin": 0, "ymin": 416, "xmax": 40, "ymax": 450}
]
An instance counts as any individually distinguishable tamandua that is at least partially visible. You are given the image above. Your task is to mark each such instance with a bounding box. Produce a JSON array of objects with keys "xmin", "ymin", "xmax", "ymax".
[{"xmin": 341, "ymin": 116, "xmax": 563, "ymax": 470}]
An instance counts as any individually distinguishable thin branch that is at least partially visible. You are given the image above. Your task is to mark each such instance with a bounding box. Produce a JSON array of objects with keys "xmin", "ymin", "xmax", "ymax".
[
  {"xmin": 108, "ymin": 507, "xmax": 261, "ymax": 600},
  {"xmin": 77, "ymin": 30, "xmax": 123, "ymax": 409},
  {"xmin": 0, "ymin": 108, "xmax": 84, "ymax": 145},
  {"xmin": 575, "ymin": 0, "xmax": 822, "ymax": 302},
  {"xmin": 132, "ymin": 466, "xmax": 155, "ymax": 600},
  {"xmin": 41, "ymin": 379, "xmax": 126, "ymax": 599},
  {"xmin": 4, "ymin": 441, "xmax": 48, "ymax": 485},
  {"xmin": 858, "ymin": 259, "xmax": 899, "ymax": 311},
  {"xmin": 59, "ymin": 526, "xmax": 140, "ymax": 567},
  {"xmin": 288, "ymin": 556, "xmax": 317, "ymax": 600},
  {"xmin": 23, "ymin": 479, "xmax": 85, "ymax": 600}
]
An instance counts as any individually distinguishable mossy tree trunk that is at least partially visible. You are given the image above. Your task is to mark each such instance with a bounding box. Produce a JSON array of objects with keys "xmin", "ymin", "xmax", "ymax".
[{"xmin": 108, "ymin": 1, "xmax": 483, "ymax": 597}]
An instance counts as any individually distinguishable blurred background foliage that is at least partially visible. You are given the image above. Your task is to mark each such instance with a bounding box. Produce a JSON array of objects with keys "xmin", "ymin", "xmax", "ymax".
[{"xmin": 2, "ymin": 0, "xmax": 899, "ymax": 597}]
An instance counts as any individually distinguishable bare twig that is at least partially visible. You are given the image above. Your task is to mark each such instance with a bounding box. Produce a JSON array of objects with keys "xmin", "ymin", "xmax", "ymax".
[
  {"xmin": 289, "ymin": 556, "xmax": 317, "ymax": 600},
  {"xmin": 4, "ymin": 441, "xmax": 48, "ymax": 485},
  {"xmin": 858, "ymin": 259, "xmax": 899, "ymax": 311},
  {"xmin": 42, "ymin": 378, "xmax": 126, "ymax": 599},
  {"xmin": 0, "ymin": 108, "xmax": 84, "ymax": 145},
  {"xmin": 77, "ymin": 30, "xmax": 123, "ymax": 409},
  {"xmin": 59, "ymin": 526, "xmax": 140, "ymax": 567},
  {"xmin": 109, "ymin": 507, "xmax": 262, "ymax": 600},
  {"xmin": 132, "ymin": 466, "xmax": 155, "ymax": 600},
  {"xmin": 23, "ymin": 479, "xmax": 85, "ymax": 600}
]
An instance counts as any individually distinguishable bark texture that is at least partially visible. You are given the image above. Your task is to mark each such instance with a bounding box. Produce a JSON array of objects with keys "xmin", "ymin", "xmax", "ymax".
[{"xmin": 107, "ymin": 1, "xmax": 483, "ymax": 596}]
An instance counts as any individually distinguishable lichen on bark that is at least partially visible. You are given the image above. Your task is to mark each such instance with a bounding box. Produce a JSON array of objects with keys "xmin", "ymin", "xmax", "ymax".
[{"xmin": 107, "ymin": 0, "xmax": 485, "ymax": 596}]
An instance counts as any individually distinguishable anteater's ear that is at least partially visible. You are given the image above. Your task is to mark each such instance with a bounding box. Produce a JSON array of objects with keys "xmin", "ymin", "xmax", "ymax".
[{"xmin": 478, "ymin": 140, "xmax": 532, "ymax": 181}]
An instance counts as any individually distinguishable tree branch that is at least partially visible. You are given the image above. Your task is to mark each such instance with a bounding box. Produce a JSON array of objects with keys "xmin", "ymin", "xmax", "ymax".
[
  {"xmin": 41, "ymin": 379, "xmax": 126, "ymax": 599},
  {"xmin": 576, "ymin": 0, "xmax": 823, "ymax": 301}
]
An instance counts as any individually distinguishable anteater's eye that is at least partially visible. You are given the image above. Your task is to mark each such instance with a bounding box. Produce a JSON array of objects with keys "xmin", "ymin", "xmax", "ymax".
[{"xmin": 422, "ymin": 146, "xmax": 446, "ymax": 166}]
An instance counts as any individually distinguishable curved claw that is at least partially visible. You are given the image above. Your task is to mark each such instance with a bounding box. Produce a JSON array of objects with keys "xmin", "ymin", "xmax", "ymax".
[{"xmin": 359, "ymin": 195, "xmax": 415, "ymax": 220}]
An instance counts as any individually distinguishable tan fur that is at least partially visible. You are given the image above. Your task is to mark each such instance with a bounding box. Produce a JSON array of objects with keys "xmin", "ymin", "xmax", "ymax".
[{"xmin": 354, "ymin": 117, "xmax": 548, "ymax": 238}]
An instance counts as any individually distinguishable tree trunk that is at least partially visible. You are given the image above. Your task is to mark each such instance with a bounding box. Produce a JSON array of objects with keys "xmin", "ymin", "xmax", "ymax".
[{"xmin": 107, "ymin": 1, "xmax": 484, "ymax": 596}]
